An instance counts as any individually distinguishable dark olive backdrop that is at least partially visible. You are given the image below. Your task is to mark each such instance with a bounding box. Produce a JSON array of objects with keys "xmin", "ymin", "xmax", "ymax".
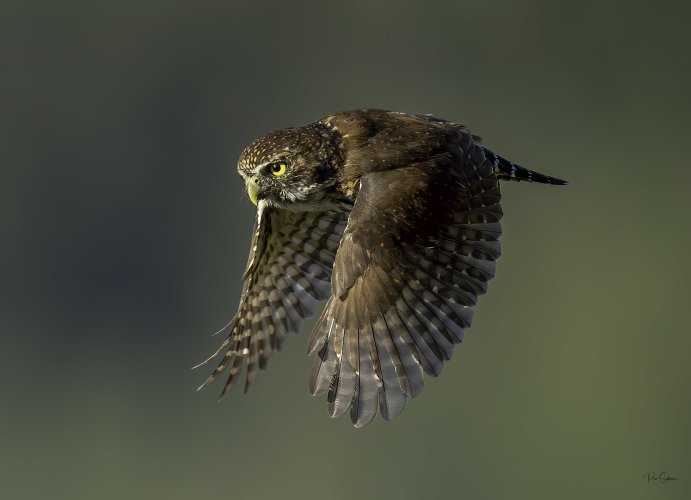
[{"xmin": 2, "ymin": 1, "xmax": 690, "ymax": 499}]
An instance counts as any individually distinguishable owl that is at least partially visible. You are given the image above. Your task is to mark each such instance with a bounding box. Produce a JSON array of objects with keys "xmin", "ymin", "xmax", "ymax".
[{"xmin": 196, "ymin": 109, "xmax": 566, "ymax": 427}]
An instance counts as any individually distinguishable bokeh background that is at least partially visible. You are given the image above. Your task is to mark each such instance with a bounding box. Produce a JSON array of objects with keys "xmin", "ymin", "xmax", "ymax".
[{"xmin": 2, "ymin": 1, "xmax": 690, "ymax": 499}]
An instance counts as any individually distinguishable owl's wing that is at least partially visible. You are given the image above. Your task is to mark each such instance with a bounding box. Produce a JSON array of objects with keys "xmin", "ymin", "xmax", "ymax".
[
  {"xmin": 307, "ymin": 141, "xmax": 503, "ymax": 426},
  {"xmin": 198, "ymin": 203, "xmax": 349, "ymax": 396}
]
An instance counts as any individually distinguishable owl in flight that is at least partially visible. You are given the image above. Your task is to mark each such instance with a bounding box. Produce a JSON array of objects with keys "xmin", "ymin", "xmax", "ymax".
[{"xmin": 197, "ymin": 109, "xmax": 566, "ymax": 427}]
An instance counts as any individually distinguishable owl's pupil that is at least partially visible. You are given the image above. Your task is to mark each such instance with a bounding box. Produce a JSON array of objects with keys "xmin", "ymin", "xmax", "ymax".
[{"xmin": 272, "ymin": 164, "xmax": 281, "ymax": 172}]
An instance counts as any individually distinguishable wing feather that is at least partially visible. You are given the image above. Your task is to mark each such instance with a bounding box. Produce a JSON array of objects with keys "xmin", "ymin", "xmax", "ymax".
[
  {"xmin": 307, "ymin": 137, "xmax": 503, "ymax": 425},
  {"xmin": 197, "ymin": 203, "xmax": 350, "ymax": 395}
]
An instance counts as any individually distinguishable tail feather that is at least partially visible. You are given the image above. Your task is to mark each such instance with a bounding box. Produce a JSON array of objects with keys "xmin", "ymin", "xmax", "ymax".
[{"xmin": 484, "ymin": 148, "xmax": 567, "ymax": 185}]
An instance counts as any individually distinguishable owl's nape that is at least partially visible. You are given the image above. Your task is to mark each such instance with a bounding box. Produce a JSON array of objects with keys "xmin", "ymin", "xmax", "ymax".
[{"xmin": 197, "ymin": 109, "xmax": 566, "ymax": 426}]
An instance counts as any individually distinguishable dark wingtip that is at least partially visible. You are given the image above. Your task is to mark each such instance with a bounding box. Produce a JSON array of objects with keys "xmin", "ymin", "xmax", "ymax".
[
  {"xmin": 546, "ymin": 176, "xmax": 568, "ymax": 186},
  {"xmin": 514, "ymin": 169, "xmax": 568, "ymax": 186},
  {"xmin": 484, "ymin": 147, "xmax": 568, "ymax": 186}
]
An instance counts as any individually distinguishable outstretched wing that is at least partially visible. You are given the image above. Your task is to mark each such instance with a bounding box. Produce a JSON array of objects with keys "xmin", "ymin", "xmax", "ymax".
[
  {"xmin": 307, "ymin": 139, "xmax": 502, "ymax": 426},
  {"xmin": 198, "ymin": 202, "xmax": 349, "ymax": 396}
]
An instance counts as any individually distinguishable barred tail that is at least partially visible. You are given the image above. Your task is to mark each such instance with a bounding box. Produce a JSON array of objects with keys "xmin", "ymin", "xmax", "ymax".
[{"xmin": 484, "ymin": 148, "xmax": 567, "ymax": 185}]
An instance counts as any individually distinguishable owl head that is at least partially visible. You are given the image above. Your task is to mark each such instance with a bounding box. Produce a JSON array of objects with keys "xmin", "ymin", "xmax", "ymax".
[{"xmin": 237, "ymin": 124, "xmax": 341, "ymax": 210}]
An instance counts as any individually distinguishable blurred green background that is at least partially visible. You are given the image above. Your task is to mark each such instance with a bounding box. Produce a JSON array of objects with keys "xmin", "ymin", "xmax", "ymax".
[{"xmin": 1, "ymin": 1, "xmax": 690, "ymax": 499}]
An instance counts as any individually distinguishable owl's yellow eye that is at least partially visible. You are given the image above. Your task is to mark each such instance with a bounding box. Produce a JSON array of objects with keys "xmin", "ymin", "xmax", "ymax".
[{"xmin": 270, "ymin": 162, "xmax": 287, "ymax": 176}]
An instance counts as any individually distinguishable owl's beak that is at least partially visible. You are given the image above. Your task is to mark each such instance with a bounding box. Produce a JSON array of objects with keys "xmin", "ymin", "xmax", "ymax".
[{"xmin": 245, "ymin": 177, "xmax": 260, "ymax": 206}]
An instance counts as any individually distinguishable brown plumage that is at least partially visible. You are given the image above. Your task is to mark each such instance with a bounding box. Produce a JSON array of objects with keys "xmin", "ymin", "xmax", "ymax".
[{"xmin": 196, "ymin": 109, "xmax": 566, "ymax": 426}]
